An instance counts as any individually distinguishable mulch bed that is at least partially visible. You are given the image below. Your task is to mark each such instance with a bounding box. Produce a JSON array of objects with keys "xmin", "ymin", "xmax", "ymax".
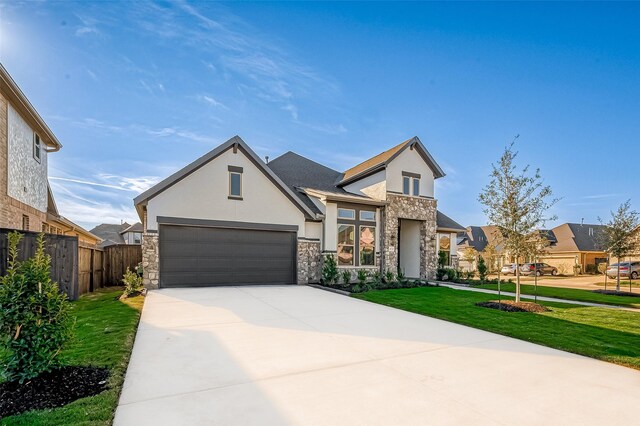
[
  {"xmin": 0, "ymin": 366, "xmax": 109, "ymax": 418},
  {"xmin": 476, "ymin": 300, "xmax": 550, "ymax": 313},
  {"xmin": 592, "ymin": 290, "xmax": 640, "ymax": 297}
]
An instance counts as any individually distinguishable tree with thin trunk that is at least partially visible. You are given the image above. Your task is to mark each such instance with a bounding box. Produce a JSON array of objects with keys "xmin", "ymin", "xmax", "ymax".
[
  {"xmin": 599, "ymin": 200, "xmax": 640, "ymax": 292},
  {"xmin": 479, "ymin": 138, "xmax": 558, "ymax": 302}
]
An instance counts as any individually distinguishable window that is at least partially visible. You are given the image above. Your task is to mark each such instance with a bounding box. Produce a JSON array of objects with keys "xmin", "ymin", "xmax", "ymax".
[
  {"xmin": 229, "ymin": 172, "xmax": 242, "ymax": 198},
  {"xmin": 359, "ymin": 226, "xmax": 375, "ymax": 266},
  {"xmin": 133, "ymin": 232, "xmax": 142, "ymax": 244},
  {"xmin": 337, "ymin": 208, "xmax": 355, "ymax": 220},
  {"xmin": 402, "ymin": 176, "xmax": 410, "ymax": 195},
  {"xmin": 22, "ymin": 215, "xmax": 30, "ymax": 231},
  {"xmin": 33, "ymin": 134, "xmax": 41, "ymax": 162},
  {"xmin": 359, "ymin": 210, "xmax": 375, "ymax": 221},
  {"xmin": 337, "ymin": 224, "xmax": 355, "ymax": 265},
  {"xmin": 412, "ymin": 178, "xmax": 420, "ymax": 196},
  {"xmin": 438, "ymin": 234, "xmax": 451, "ymax": 267}
]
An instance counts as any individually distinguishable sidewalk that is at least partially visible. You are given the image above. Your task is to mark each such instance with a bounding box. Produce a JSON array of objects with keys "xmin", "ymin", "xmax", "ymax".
[{"xmin": 435, "ymin": 282, "xmax": 640, "ymax": 312}]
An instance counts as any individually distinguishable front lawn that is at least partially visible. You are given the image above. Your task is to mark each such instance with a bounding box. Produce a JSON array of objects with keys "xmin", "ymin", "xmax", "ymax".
[
  {"xmin": 472, "ymin": 282, "xmax": 640, "ymax": 308},
  {"xmin": 354, "ymin": 286, "xmax": 640, "ymax": 370},
  {"xmin": 2, "ymin": 288, "xmax": 143, "ymax": 425}
]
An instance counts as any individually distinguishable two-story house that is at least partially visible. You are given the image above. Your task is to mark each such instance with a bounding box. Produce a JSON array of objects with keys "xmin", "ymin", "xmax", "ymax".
[
  {"xmin": 134, "ymin": 135, "xmax": 464, "ymax": 289},
  {"xmin": 0, "ymin": 64, "xmax": 100, "ymax": 246}
]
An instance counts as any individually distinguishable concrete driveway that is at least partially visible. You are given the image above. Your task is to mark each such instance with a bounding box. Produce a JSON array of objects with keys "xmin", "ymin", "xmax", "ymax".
[{"xmin": 115, "ymin": 286, "xmax": 640, "ymax": 425}]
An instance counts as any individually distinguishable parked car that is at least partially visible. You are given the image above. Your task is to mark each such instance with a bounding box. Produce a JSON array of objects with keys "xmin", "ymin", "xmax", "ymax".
[
  {"xmin": 500, "ymin": 264, "xmax": 519, "ymax": 275},
  {"xmin": 607, "ymin": 262, "xmax": 640, "ymax": 280},
  {"xmin": 521, "ymin": 262, "xmax": 558, "ymax": 276}
]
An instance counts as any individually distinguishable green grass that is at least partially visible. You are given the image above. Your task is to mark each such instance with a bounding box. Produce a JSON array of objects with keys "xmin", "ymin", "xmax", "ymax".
[
  {"xmin": 354, "ymin": 286, "xmax": 640, "ymax": 370},
  {"xmin": 472, "ymin": 282, "xmax": 640, "ymax": 308},
  {"xmin": 2, "ymin": 288, "xmax": 143, "ymax": 426}
]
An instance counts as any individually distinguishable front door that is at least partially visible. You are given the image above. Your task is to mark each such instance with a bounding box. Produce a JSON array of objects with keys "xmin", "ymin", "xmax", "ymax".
[{"xmin": 398, "ymin": 219, "xmax": 421, "ymax": 278}]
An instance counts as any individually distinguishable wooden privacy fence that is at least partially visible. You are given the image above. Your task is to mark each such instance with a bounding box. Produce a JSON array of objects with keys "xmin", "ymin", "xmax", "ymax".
[
  {"xmin": 103, "ymin": 244, "xmax": 142, "ymax": 287},
  {"xmin": 1, "ymin": 229, "xmax": 142, "ymax": 300},
  {"xmin": 0, "ymin": 228, "xmax": 79, "ymax": 299}
]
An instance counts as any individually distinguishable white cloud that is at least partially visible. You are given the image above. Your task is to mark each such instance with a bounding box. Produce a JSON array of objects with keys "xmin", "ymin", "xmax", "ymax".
[{"xmin": 197, "ymin": 94, "xmax": 226, "ymax": 108}]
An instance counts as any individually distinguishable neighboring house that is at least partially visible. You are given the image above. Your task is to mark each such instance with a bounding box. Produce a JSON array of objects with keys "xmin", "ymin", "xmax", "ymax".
[
  {"xmin": 134, "ymin": 135, "xmax": 464, "ymax": 288},
  {"xmin": 456, "ymin": 225, "xmax": 506, "ymax": 271},
  {"xmin": 538, "ymin": 223, "xmax": 607, "ymax": 274},
  {"xmin": 90, "ymin": 222, "xmax": 143, "ymax": 249},
  {"xmin": 457, "ymin": 222, "xmax": 609, "ymax": 274},
  {"xmin": 0, "ymin": 63, "xmax": 61, "ymax": 231},
  {"xmin": 0, "ymin": 63, "xmax": 98, "ymax": 243}
]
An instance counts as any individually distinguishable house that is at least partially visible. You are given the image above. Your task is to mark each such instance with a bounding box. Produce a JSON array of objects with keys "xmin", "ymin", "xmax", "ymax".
[
  {"xmin": 538, "ymin": 223, "xmax": 608, "ymax": 274},
  {"xmin": 457, "ymin": 222, "xmax": 609, "ymax": 274},
  {"xmin": 133, "ymin": 135, "xmax": 464, "ymax": 288},
  {"xmin": 456, "ymin": 225, "xmax": 506, "ymax": 271},
  {"xmin": 90, "ymin": 222, "xmax": 143, "ymax": 249},
  {"xmin": 0, "ymin": 63, "xmax": 98, "ymax": 243},
  {"xmin": 0, "ymin": 63, "xmax": 61, "ymax": 231}
]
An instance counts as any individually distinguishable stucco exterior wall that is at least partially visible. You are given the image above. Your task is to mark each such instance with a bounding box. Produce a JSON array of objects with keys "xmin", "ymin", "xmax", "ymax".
[
  {"xmin": 0, "ymin": 93, "xmax": 47, "ymax": 230},
  {"xmin": 7, "ymin": 104, "xmax": 48, "ymax": 212},
  {"xmin": 305, "ymin": 221, "xmax": 322, "ymax": 240},
  {"xmin": 386, "ymin": 148, "xmax": 435, "ymax": 198},
  {"xmin": 343, "ymin": 170, "xmax": 387, "ymax": 200},
  {"xmin": 146, "ymin": 148, "xmax": 307, "ymax": 235}
]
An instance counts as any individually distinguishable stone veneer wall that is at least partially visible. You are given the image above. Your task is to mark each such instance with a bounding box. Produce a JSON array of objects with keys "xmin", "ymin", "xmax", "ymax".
[
  {"xmin": 382, "ymin": 193, "xmax": 438, "ymax": 279},
  {"xmin": 297, "ymin": 239, "xmax": 321, "ymax": 284},
  {"xmin": 142, "ymin": 232, "xmax": 159, "ymax": 289}
]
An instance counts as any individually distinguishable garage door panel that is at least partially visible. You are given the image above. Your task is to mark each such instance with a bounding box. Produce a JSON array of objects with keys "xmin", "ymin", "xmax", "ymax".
[{"xmin": 159, "ymin": 224, "xmax": 296, "ymax": 287}]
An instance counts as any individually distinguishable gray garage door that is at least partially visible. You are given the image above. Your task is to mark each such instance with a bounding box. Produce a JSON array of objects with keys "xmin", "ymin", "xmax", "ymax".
[{"xmin": 159, "ymin": 224, "xmax": 297, "ymax": 287}]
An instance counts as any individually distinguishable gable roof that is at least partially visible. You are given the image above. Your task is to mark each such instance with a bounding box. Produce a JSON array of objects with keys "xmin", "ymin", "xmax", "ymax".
[
  {"xmin": 267, "ymin": 151, "xmax": 380, "ymax": 215},
  {"xmin": 121, "ymin": 222, "xmax": 143, "ymax": 234},
  {"xmin": 457, "ymin": 225, "xmax": 505, "ymax": 252},
  {"xmin": 90, "ymin": 222, "xmax": 130, "ymax": 246},
  {"xmin": 547, "ymin": 223, "xmax": 606, "ymax": 252},
  {"xmin": 436, "ymin": 211, "xmax": 466, "ymax": 233},
  {"xmin": 133, "ymin": 136, "xmax": 320, "ymax": 221},
  {"xmin": 339, "ymin": 136, "xmax": 445, "ymax": 186},
  {"xmin": 0, "ymin": 64, "xmax": 61, "ymax": 151}
]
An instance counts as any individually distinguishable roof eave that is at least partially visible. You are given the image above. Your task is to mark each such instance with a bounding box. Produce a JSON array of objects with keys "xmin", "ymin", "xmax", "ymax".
[{"xmin": 0, "ymin": 64, "xmax": 62, "ymax": 151}]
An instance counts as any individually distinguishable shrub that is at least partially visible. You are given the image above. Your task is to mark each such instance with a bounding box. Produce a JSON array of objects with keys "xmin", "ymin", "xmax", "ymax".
[
  {"xmin": 384, "ymin": 270, "xmax": 395, "ymax": 284},
  {"xmin": 357, "ymin": 269, "xmax": 368, "ymax": 286},
  {"xmin": 585, "ymin": 264, "xmax": 598, "ymax": 275},
  {"xmin": 463, "ymin": 270, "xmax": 476, "ymax": 280},
  {"xmin": 341, "ymin": 270, "xmax": 351, "ymax": 285},
  {"xmin": 371, "ymin": 270, "xmax": 382, "ymax": 286},
  {"xmin": 0, "ymin": 232, "xmax": 74, "ymax": 383},
  {"xmin": 322, "ymin": 254, "xmax": 339, "ymax": 285},
  {"xmin": 122, "ymin": 267, "xmax": 143, "ymax": 297},
  {"xmin": 397, "ymin": 270, "xmax": 408, "ymax": 285},
  {"xmin": 477, "ymin": 256, "xmax": 488, "ymax": 282},
  {"xmin": 436, "ymin": 268, "xmax": 446, "ymax": 280},
  {"xmin": 443, "ymin": 268, "xmax": 458, "ymax": 281},
  {"xmin": 437, "ymin": 250, "xmax": 448, "ymax": 268}
]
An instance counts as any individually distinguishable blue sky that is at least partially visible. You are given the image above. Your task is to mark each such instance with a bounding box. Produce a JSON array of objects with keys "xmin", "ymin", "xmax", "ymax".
[{"xmin": 1, "ymin": 1, "xmax": 638, "ymax": 230}]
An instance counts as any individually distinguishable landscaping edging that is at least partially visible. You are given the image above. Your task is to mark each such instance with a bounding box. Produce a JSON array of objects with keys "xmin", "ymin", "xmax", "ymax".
[{"xmin": 307, "ymin": 283, "xmax": 351, "ymax": 296}]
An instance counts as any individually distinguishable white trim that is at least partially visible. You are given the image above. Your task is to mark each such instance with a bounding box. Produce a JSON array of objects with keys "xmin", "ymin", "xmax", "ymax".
[{"xmin": 229, "ymin": 171, "xmax": 242, "ymax": 197}]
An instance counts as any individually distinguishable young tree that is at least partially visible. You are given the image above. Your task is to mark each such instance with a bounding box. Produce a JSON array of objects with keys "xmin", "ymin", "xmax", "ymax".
[
  {"xmin": 600, "ymin": 200, "xmax": 640, "ymax": 292},
  {"xmin": 478, "ymin": 139, "xmax": 558, "ymax": 302},
  {"xmin": 460, "ymin": 247, "xmax": 477, "ymax": 272}
]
